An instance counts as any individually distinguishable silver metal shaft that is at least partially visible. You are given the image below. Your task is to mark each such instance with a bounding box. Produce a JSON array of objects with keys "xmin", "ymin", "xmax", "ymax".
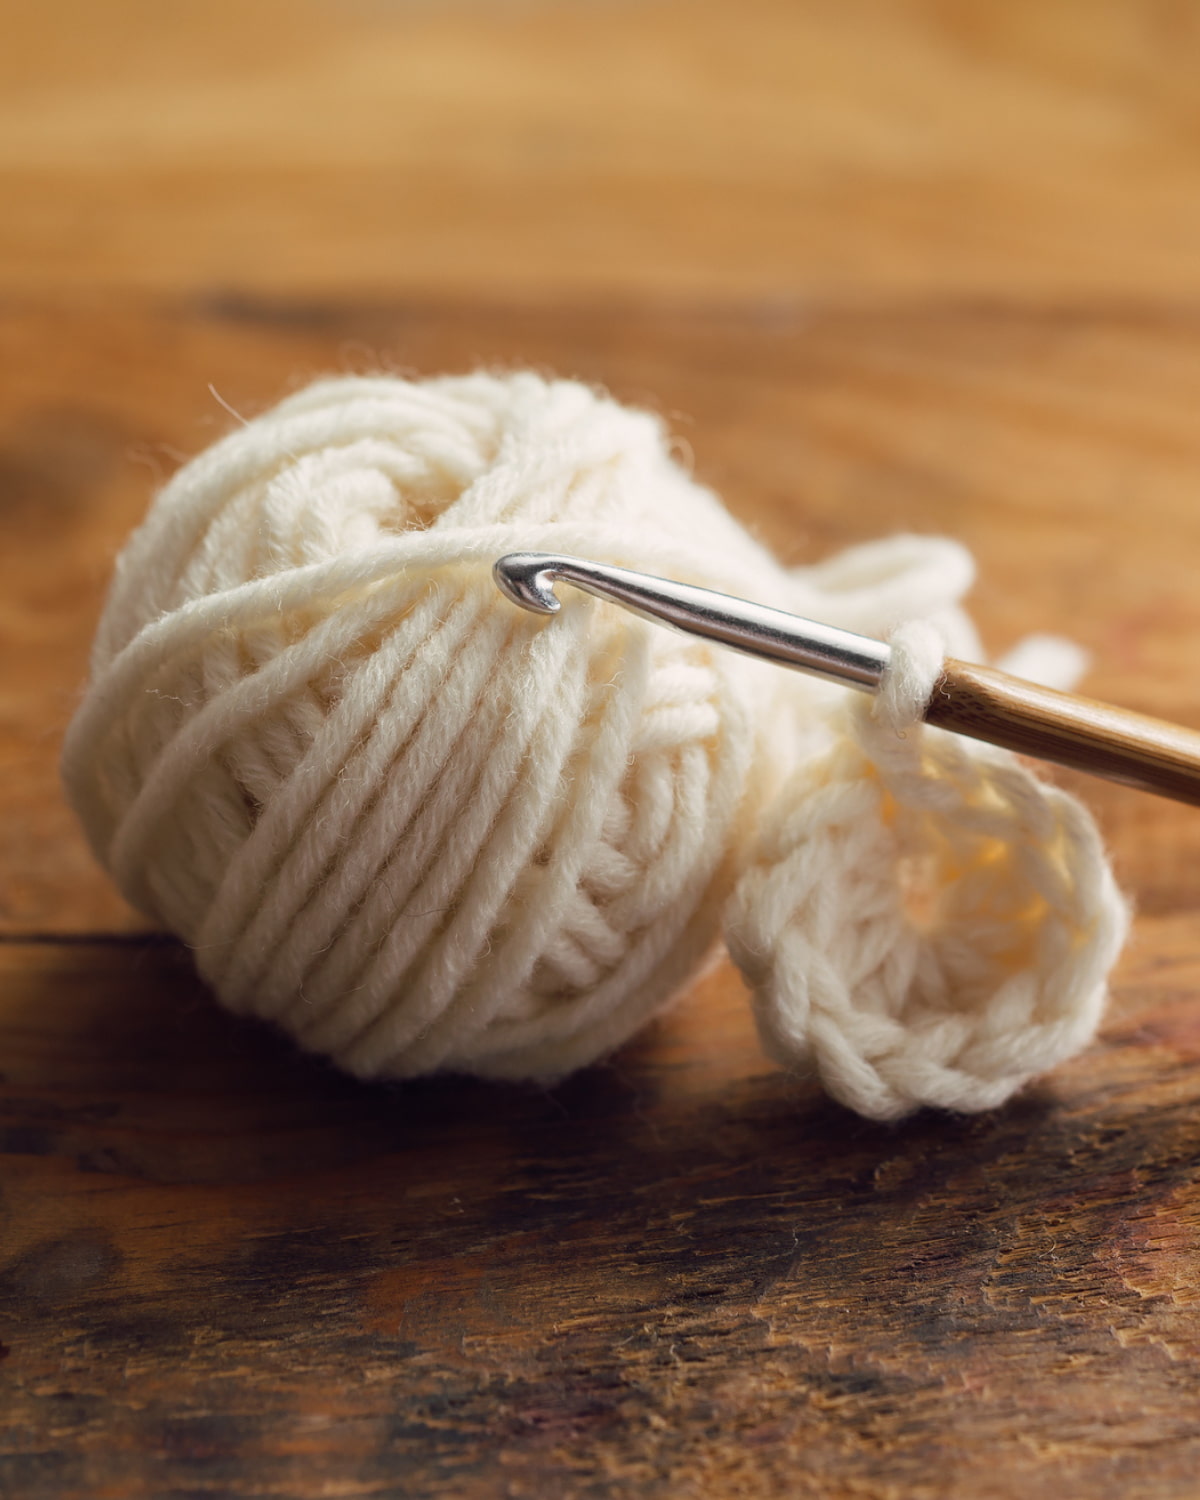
[{"xmin": 493, "ymin": 552, "xmax": 891, "ymax": 693}]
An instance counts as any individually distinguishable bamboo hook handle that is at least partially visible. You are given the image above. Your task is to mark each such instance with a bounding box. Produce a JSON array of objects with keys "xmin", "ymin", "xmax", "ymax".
[{"xmin": 925, "ymin": 660, "xmax": 1200, "ymax": 807}]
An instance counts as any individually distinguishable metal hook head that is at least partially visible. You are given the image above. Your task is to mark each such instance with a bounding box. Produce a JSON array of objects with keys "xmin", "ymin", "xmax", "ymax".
[{"xmin": 493, "ymin": 553, "xmax": 563, "ymax": 615}]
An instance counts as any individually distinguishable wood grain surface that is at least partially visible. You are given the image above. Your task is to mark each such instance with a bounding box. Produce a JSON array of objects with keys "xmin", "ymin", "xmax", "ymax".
[{"xmin": 4, "ymin": 2, "xmax": 1200, "ymax": 1496}]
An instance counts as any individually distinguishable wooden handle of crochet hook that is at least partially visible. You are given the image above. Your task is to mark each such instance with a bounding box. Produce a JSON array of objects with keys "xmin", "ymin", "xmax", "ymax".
[{"xmin": 924, "ymin": 660, "xmax": 1200, "ymax": 807}]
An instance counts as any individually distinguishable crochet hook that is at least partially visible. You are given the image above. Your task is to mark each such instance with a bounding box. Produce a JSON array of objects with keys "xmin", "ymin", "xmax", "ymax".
[{"xmin": 493, "ymin": 551, "xmax": 1200, "ymax": 808}]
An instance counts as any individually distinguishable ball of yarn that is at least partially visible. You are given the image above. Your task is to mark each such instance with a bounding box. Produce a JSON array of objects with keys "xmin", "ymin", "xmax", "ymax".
[{"xmin": 61, "ymin": 372, "xmax": 1127, "ymax": 1118}]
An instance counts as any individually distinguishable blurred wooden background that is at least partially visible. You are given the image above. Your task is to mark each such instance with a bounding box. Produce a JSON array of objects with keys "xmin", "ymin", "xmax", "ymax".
[{"xmin": 4, "ymin": 1, "xmax": 1200, "ymax": 1494}]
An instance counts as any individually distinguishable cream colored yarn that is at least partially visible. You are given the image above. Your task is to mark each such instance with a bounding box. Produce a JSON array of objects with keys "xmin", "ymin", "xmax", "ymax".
[{"xmin": 61, "ymin": 372, "xmax": 1128, "ymax": 1119}]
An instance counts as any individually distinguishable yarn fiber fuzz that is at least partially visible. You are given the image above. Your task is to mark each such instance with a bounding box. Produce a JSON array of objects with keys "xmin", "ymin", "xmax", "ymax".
[{"xmin": 62, "ymin": 373, "xmax": 1128, "ymax": 1120}]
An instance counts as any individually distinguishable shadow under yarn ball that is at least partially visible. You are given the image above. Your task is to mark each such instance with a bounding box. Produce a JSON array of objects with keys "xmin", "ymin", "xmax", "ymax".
[{"xmin": 61, "ymin": 372, "xmax": 1126, "ymax": 1120}]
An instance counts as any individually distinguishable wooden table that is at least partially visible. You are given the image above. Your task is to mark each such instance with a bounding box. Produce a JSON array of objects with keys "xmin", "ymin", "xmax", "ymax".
[{"xmin": 4, "ymin": 2, "xmax": 1200, "ymax": 1494}]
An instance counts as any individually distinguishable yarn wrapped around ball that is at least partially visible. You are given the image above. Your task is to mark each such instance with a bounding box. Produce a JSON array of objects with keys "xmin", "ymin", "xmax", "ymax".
[{"xmin": 61, "ymin": 372, "xmax": 1128, "ymax": 1120}]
